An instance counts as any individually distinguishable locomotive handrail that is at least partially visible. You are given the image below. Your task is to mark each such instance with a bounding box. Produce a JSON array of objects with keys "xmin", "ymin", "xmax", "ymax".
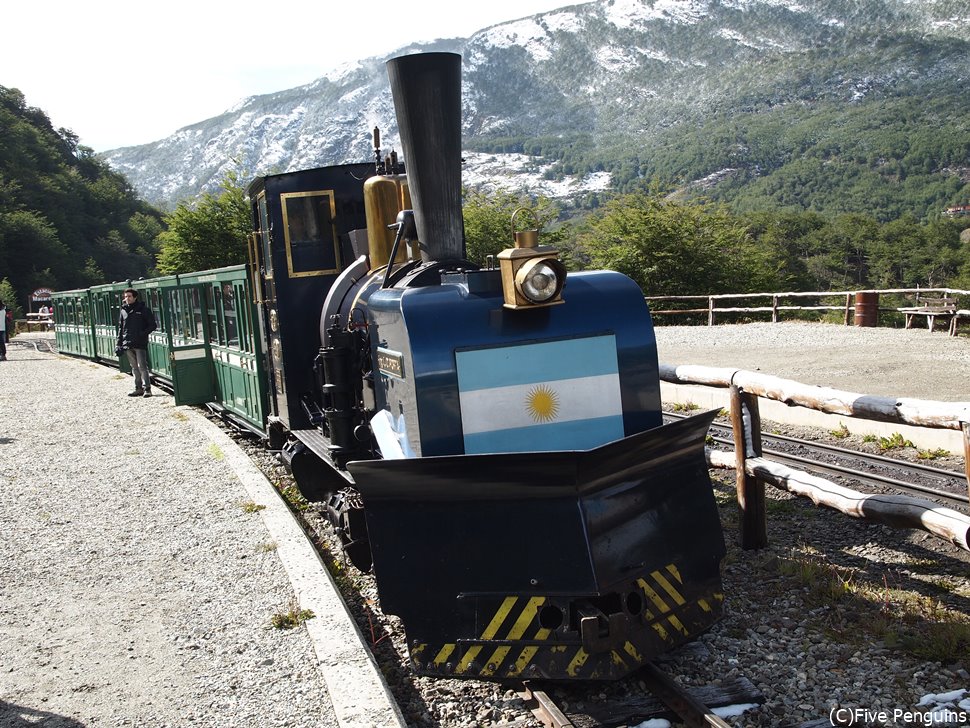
[
  {"xmin": 646, "ymin": 287, "xmax": 970, "ymax": 326},
  {"xmin": 659, "ymin": 363, "xmax": 970, "ymax": 552}
]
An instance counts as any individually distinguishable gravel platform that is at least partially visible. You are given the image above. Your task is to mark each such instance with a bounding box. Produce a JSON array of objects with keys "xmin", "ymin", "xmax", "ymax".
[{"xmin": 0, "ymin": 336, "xmax": 399, "ymax": 728}]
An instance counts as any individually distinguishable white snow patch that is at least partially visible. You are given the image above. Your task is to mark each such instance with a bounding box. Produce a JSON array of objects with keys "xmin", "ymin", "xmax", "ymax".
[
  {"xmin": 339, "ymin": 86, "xmax": 369, "ymax": 105},
  {"xmin": 712, "ymin": 703, "xmax": 759, "ymax": 719},
  {"xmin": 917, "ymin": 689, "xmax": 970, "ymax": 725},
  {"xmin": 596, "ymin": 45, "xmax": 640, "ymax": 72},
  {"xmin": 606, "ymin": 0, "xmax": 708, "ymax": 29},
  {"xmin": 323, "ymin": 60, "xmax": 363, "ymax": 83},
  {"xmin": 637, "ymin": 46, "xmax": 673, "ymax": 63},
  {"xmin": 480, "ymin": 19, "xmax": 551, "ymax": 62},
  {"xmin": 461, "ymin": 152, "xmax": 612, "ymax": 199},
  {"xmin": 541, "ymin": 11, "xmax": 584, "ymax": 33}
]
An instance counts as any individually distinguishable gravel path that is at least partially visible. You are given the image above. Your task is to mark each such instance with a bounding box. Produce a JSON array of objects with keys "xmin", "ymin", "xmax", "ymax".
[{"xmin": 0, "ymin": 340, "xmax": 339, "ymax": 727}]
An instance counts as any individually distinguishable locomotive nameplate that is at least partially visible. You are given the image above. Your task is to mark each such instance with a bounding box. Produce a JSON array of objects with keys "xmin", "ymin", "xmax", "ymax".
[{"xmin": 377, "ymin": 348, "xmax": 405, "ymax": 379}]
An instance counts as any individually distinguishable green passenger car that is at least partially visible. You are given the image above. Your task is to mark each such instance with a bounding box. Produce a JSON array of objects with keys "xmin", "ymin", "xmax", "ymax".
[
  {"xmin": 52, "ymin": 264, "xmax": 268, "ymax": 437},
  {"xmin": 178, "ymin": 266, "xmax": 268, "ymax": 432},
  {"xmin": 134, "ymin": 275, "xmax": 179, "ymax": 382},
  {"xmin": 51, "ymin": 289, "xmax": 96, "ymax": 358},
  {"xmin": 89, "ymin": 281, "xmax": 131, "ymax": 369}
]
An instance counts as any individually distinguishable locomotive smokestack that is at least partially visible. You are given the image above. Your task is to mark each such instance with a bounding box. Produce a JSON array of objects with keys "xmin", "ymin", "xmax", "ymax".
[{"xmin": 386, "ymin": 52, "xmax": 464, "ymax": 262}]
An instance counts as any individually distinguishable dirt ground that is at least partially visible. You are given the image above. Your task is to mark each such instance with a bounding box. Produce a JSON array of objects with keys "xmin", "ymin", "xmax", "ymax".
[{"xmin": 653, "ymin": 321, "xmax": 969, "ymax": 402}]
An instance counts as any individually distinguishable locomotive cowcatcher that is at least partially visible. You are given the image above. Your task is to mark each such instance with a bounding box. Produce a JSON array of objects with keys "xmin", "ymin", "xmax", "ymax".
[{"xmin": 246, "ymin": 52, "xmax": 726, "ymax": 681}]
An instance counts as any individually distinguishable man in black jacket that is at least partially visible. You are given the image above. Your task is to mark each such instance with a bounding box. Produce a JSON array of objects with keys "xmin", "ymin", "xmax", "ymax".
[{"xmin": 117, "ymin": 288, "xmax": 157, "ymax": 397}]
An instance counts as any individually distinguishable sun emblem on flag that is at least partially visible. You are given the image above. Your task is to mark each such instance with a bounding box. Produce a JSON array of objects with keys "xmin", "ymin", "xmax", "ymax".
[{"xmin": 525, "ymin": 385, "xmax": 560, "ymax": 423}]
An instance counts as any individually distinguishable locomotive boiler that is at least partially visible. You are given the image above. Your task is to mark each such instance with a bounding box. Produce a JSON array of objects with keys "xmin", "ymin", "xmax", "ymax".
[{"xmin": 257, "ymin": 52, "xmax": 726, "ymax": 681}]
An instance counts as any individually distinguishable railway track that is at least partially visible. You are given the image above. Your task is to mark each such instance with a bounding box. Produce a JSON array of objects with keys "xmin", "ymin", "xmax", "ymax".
[
  {"xmin": 517, "ymin": 661, "xmax": 749, "ymax": 728},
  {"xmin": 666, "ymin": 412, "xmax": 969, "ymax": 512}
]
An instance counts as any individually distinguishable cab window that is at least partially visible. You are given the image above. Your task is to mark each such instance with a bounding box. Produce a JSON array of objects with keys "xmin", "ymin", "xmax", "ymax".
[{"xmin": 281, "ymin": 191, "xmax": 338, "ymax": 276}]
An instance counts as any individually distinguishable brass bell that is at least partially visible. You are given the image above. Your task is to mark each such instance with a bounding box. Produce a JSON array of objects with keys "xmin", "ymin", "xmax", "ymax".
[{"xmin": 511, "ymin": 208, "xmax": 540, "ymax": 249}]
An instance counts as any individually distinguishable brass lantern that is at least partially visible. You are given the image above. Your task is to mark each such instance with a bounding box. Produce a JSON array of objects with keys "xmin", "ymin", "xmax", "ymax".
[{"xmin": 497, "ymin": 208, "xmax": 566, "ymax": 309}]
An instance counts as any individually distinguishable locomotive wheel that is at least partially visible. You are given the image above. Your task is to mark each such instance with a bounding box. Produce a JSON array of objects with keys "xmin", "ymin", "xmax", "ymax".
[{"xmin": 326, "ymin": 488, "xmax": 372, "ymax": 572}]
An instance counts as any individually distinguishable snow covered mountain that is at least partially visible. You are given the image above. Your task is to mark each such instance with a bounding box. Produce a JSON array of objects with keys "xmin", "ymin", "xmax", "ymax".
[{"xmin": 102, "ymin": 0, "xmax": 970, "ymax": 210}]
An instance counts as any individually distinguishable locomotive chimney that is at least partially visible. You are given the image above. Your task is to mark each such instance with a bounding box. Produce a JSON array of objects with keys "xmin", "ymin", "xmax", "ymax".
[{"xmin": 386, "ymin": 52, "xmax": 465, "ymax": 262}]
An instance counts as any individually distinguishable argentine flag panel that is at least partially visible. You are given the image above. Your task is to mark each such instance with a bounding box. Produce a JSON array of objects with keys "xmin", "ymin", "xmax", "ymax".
[{"xmin": 456, "ymin": 335, "xmax": 624, "ymax": 454}]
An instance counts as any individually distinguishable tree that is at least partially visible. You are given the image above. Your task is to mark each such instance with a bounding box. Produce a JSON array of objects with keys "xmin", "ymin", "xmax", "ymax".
[
  {"xmin": 0, "ymin": 277, "xmax": 22, "ymax": 319},
  {"xmin": 462, "ymin": 189, "xmax": 566, "ymax": 266},
  {"xmin": 572, "ymin": 193, "xmax": 775, "ymax": 296},
  {"xmin": 0, "ymin": 85, "xmax": 163, "ymax": 294},
  {"xmin": 156, "ymin": 173, "xmax": 250, "ymax": 274}
]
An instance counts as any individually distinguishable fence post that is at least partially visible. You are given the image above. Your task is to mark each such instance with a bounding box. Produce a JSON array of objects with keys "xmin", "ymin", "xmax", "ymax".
[
  {"xmin": 844, "ymin": 294, "xmax": 852, "ymax": 326},
  {"xmin": 963, "ymin": 421, "xmax": 969, "ymax": 503},
  {"xmin": 708, "ymin": 296, "xmax": 714, "ymax": 326},
  {"xmin": 771, "ymin": 295, "xmax": 778, "ymax": 323},
  {"xmin": 729, "ymin": 384, "xmax": 767, "ymax": 549}
]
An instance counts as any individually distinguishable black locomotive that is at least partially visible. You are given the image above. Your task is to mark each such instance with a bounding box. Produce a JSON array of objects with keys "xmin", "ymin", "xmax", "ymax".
[{"xmin": 249, "ymin": 52, "xmax": 726, "ymax": 681}]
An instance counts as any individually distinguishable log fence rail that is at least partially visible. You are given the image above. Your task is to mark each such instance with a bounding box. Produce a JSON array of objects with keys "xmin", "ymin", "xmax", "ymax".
[{"xmin": 659, "ymin": 363, "xmax": 970, "ymax": 552}]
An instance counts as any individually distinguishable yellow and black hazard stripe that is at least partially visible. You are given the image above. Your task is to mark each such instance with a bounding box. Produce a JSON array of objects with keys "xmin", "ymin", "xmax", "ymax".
[
  {"xmin": 637, "ymin": 563, "xmax": 724, "ymax": 645},
  {"xmin": 408, "ymin": 561, "xmax": 724, "ymax": 681}
]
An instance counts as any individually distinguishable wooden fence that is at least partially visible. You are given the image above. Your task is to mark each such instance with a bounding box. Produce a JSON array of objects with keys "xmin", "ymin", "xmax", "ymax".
[
  {"xmin": 646, "ymin": 287, "xmax": 970, "ymax": 326},
  {"xmin": 660, "ymin": 363, "xmax": 970, "ymax": 552}
]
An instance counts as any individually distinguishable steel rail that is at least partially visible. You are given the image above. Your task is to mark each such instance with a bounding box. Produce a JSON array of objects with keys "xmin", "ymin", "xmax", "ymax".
[
  {"xmin": 517, "ymin": 683, "xmax": 573, "ymax": 728},
  {"xmin": 705, "ymin": 424, "xmax": 969, "ymax": 510},
  {"xmin": 638, "ymin": 662, "xmax": 733, "ymax": 728},
  {"xmin": 664, "ymin": 412, "xmax": 968, "ymax": 510}
]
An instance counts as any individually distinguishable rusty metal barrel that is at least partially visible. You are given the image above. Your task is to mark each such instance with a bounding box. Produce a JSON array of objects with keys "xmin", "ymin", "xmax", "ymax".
[{"xmin": 854, "ymin": 292, "xmax": 880, "ymax": 326}]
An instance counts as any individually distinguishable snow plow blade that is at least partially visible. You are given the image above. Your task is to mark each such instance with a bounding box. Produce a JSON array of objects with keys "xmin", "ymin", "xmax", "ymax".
[{"xmin": 348, "ymin": 410, "xmax": 726, "ymax": 680}]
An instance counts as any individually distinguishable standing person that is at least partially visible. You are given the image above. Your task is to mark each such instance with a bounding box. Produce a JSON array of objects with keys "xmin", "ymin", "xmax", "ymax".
[
  {"xmin": 116, "ymin": 288, "xmax": 156, "ymax": 397},
  {"xmin": 0, "ymin": 300, "xmax": 7, "ymax": 361}
]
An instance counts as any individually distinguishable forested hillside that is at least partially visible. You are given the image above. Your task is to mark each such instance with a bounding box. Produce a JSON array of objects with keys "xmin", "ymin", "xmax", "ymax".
[{"xmin": 0, "ymin": 87, "xmax": 162, "ymax": 311}]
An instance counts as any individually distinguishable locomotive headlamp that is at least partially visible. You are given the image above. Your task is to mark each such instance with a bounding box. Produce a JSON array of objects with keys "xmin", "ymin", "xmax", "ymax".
[
  {"xmin": 516, "ymin": 257, "xmax": 565, "ymax": 303},
  {"xmin": 497, "ymin": 208, "xmax": 566, "ymax": 309}
]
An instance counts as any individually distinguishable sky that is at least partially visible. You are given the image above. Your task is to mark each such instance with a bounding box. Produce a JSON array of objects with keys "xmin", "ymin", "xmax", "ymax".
[{"xmin": 3, "ymin": 0, "xmax": 574, "ymax": 152}]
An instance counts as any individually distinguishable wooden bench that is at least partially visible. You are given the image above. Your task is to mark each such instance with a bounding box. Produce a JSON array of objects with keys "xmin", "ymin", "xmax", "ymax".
[
  {"xmin": 949, "ymin": 309, "xmax": 970, "ymax": 337},
  {"xmin": 899, "ymin": 295, "xmax": 956, "ymax": 332}
]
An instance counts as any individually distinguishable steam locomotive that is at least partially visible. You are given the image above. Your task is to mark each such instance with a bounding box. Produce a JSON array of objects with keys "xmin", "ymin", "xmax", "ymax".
[
  {"xmin": 255, "ymin": 52, "xmax": 726, "ymax": 681},
  {"xmin": 54, "ymin": 52, "xmax": 726, "ymax": 681}
]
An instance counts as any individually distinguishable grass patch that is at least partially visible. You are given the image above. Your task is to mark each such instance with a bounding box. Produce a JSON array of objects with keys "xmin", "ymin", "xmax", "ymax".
[
  {"xmin": 776, "ymin": 552, "xmax": 970, "ymax": 664},
  {"xmin": 916, "ymin": 447, "xmax": 949, "ymax": 460},
  {"xmin": 669, "ymin": 401, "xmax": 700, "ymax": 412},
  {"xmin": 207, "ymin": 443, "xmax": 225, "ymax": 461},
  {"xmin": 258, "ymin": 541, "xmax": 277, "ymax": 553},
  {"xmin": 877, "ymin": 432, "xmax": 915, "ymax": 451},
  {"xmin": 270, "ymin": 606, "xmax": 315, "ymax": 630},
  {"xmin": 241, "ymin": 500, "xmax": 266, "ymax": 513},
  {"xmin": 829, "ymin": 422, "xmax": 850, "ymax": 438},
  {"xmin": 172, "ymin": 411, "xmax": 189, "ymax": 423},
  {"xmin": 279, "ymin": 483, "xmax": 310, "ymax": 512}
]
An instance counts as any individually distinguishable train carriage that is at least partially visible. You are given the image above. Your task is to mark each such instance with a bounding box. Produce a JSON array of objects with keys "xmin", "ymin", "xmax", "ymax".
[
  {"xmin": 176, "ymin": 265, "xmax": 268, "ymax": 432},
  {"xmin": 51, "ymin": 289, "xmax": 95, "ymax": 359},
  {"xmin": 89, "ymin": 281, "xmax": 131, "ymax": 366}
]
